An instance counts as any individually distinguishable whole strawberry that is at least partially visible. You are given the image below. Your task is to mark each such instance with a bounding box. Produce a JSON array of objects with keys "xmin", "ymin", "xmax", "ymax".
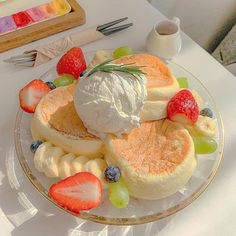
[
  {"xmin": 167, "ymin": 89, "xmax": 199, "ymax": 125},
  {"xmin": 57, "ymin": 47, "xmax": 87, "ymax": 79}
]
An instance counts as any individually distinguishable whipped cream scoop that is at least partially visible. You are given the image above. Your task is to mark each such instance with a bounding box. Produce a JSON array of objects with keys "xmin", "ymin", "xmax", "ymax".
[{"xmin": 74, "ymin": 71, "xmax": 147, "ymax": 138}]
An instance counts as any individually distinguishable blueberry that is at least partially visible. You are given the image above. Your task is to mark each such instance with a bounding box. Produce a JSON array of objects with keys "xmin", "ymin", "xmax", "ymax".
[
  {"xmin": 30, "ymin": 140, "xmax": 43, "ymax": 153},
  {"xmin": 200, "ymin": 108, "xmax": 213, "ymax": 118},
  {"xmin": 104, "ymin": 165, "xmax": 121, "ymax": 183},
  {"xmin": 46, "ymin": 81, "xmax": 56, "ymax": 90},
  {"xmin": 80, "ymin": 71, "xmax": 86, "ymax": 77}
]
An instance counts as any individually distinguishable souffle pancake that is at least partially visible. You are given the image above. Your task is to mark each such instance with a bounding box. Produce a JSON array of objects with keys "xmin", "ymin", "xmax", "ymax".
[
  {"xmin": 116, "ymin": 54, "xmax": 179, "ymax": 100},
  {"xmin": 105, "ymin": 119, "xmax": 196, "ymax": 200},
  {"xmin": 31, "ymin": 83, "xmax": 103, "ymax": 158},
  {"xmin": 116, "ymin": 54, "xmax": 179, "ymax": 122}
]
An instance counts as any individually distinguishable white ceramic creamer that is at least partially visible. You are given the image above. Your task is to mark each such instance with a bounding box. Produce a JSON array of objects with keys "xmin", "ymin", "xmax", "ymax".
[{"xmin": 146, "ymin": 17, "xmax": 181, "ymax": 60}]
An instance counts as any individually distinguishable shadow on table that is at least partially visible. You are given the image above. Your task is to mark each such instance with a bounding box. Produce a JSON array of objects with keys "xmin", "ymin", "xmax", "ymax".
[{"xmin": 0, "ymin": 115, "xmax": 175, "ymax": 236}]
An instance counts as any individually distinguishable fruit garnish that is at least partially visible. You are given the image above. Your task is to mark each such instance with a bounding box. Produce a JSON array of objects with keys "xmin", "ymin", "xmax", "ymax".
[
  {"xmin": 113, "ymin": 46, "xmax": 133, "ymax": 59},
  {"xmin": 57, "ymin": 47, "xmax": 87, "ymax": 79},
  {"xmin": 19, "ymin": 79, "xmax": 51, "ymax": 113},
  {"xmin": 34, "ymin": 142, "xmax": 52, "ymax": 172},
  {"xmin": 191, "ymin": 90, "xmax": 203, "ymax": 108},
  {"xmin": 30, "ymin": 140, "xmax": 43, "ymax": 153},
  {"xmin": 104, "ymin": 165, "xmax": 121, "ymax": 183},
  {"xmin": 43, "ymin": 147, "xmax": 65, "ymax": 177},
  {"xmin": 83, "ymin": 159, "xmax": 107, "ymax": 184},
  {"xmin": 53, "ymin": 74, "xmax": 74, "ymax": 87},
  {"xmin": 46, "ymin": 81, "xmax": 56, "ymax": 90},
  {"xmin": 176, "ymin": 77, "xmax": 188, "ymax": 88},
  {"xmin": 194, "ymin": 115, "xmax": 217, "ymax": 137},
  {"xmin": 200, "ymin": 108, "xmax": 213, "ymax": 118},
  {"xmin": 49, "ymin": 172, "xmax": 102, "ymax": 213},
  {"xmin": 58, "ymin": 153, "xmax": 75, "ymax": 178},
  {"xmin": 80, "ymin": 71, "xmax": 86, "ymax": 77},
  {"xmin": 167, "ymin": 89, "xmax": 199, "ymax": 125},
  {"xmin": 108, "ymin": 179, "xmax": 129, "ymax": 208},
  {"xmin": 89, "ymin": 50, "xmax": 113, "ymax": 69},
  {"xmin": 71, "ymin": 156, "xmax": 89, "ymax": 175},
  {"xmin": 192, "ymin": 136, "xmax": 217, "ymax": 154}
]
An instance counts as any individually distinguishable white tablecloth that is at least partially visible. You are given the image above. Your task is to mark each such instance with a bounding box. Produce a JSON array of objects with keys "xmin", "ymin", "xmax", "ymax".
[{"xmin": 0, "ymin": 0, "xmax": 235, "ymax": 235}]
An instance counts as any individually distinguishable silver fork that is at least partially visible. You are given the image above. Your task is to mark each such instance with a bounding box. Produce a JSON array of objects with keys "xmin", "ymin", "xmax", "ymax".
[{"xmin": 4, "ymin": 17, "xmax": 133, "ymax": 67}]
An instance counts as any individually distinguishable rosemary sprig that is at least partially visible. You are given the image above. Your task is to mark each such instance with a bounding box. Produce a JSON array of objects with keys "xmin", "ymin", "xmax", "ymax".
[{"xmin": 87, "ymin": 59, "xmax": 145, "ymax": 79}]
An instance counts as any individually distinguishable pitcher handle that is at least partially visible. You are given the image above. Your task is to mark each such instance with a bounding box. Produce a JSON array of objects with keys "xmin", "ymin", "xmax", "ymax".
[{"xmin": 172, "ymin": 17, "xmax": 180, "ymax": 27}]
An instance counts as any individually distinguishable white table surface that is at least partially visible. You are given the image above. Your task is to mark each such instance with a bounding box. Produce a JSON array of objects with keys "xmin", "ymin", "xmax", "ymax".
[{"xmin": 0, "ymin": 0, "xmax": 236, "ymax": 235}]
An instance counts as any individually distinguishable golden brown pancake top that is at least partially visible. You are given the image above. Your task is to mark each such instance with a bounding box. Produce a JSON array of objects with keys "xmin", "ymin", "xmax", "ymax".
[
  {"xmin": 115, "ymin": 54, "xmax": 174, "ymax": 88},
  {"xmin": 111, "ymin": 119, "xmax": 192, "ymax": 175},
  {"xmin": 39, "ymin": 84, "xmax": 98, "ymax": 140}
]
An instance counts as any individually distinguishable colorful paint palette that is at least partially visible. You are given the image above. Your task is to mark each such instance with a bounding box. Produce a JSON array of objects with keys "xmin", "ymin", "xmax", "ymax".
[
  {"xmin": 50, "ymin": 0, "xmax": 71, "ymax": 15},
  {"xmin": 39, "ymin": 4, "xmax": 57, "ymax": 17},
  {"xmin": 0, "ymin": 0, "xmax": 71, "ymax": 35},
  {"xmin": 0, "ymin": 0, "xmax": 85, "ymax": 52},
  {"xmin": 26, "ymin": 7, "xmax": 48, "ymax": 22},
  {"xmin": 0, "ymin": 16, "xmax": 17, "ymax": 34},
  {"xmin": 12, "ymin": 12, "xmax": 34, "ymax": 27}
]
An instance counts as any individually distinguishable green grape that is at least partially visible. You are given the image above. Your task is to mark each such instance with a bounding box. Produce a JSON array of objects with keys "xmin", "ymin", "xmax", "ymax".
[
  {"xmin": 177, "ymin": 77, "xmax": 189, "ymax": 88},
  {"xmin": 113, "ymin": 46, "xmax": 133, "ymax": 59},
  {"xmin": 192, "ymin": 136, "xmax": 217, "ymax": 154},
  {"xmin": 54, "ymin": 74, "xmax": 74, "ymax": 87},
  {"xmin": 108, "ymin": 179, "xmax": 129, "ymax": 208}
]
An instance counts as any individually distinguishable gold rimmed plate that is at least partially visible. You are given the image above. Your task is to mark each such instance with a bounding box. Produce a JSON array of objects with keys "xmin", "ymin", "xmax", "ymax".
[{"xmin": 14, "ymin": 51, "xmax": 224, "ymax": 225}]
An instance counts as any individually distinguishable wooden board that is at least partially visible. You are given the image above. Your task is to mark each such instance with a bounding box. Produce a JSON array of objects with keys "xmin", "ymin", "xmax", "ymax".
[{"xmin": 0, "ymin": 0, "xmax": 85, "ymax": 52}]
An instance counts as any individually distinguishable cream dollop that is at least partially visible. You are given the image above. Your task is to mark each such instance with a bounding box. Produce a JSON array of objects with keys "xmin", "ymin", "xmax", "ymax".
[{"xmin": 74, "ymin": 71, "xmax": 147, "ymax": 138}]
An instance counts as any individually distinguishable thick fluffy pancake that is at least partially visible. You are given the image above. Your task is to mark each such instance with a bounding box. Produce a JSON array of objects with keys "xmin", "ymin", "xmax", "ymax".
[
  {"xmin": 105, "ymin": 119, "xmax": 196, "ymax": 200},
  {"xmin": 116, "ymin": 54, "xmax": 179, "ymax": 100},
  {"xmin": 31, "ymin": 84, "xmax": 103, "ymax": 157}
]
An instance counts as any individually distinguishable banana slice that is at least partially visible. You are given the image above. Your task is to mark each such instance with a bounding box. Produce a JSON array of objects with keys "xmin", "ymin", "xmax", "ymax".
[
  {"xmin": 194, "ymin": 115, "xmax": 217, "ymax": 137},
  {"xmin": 140, "ymin": 100, "xmax": 167, "ymax": 122},
  {"xmin": 71, "ymin": 156, "xmax": 89, "ymax": 175},
  {"xmin": 58, "ymin": 153, "xmax": 76, "ymax": 178},
  {"xmin": 34, "ymin": 142, "xmax": 52, "ymax": 172},
  {"xmin": 88, "ymin": 50, "xmax": 112, "ymax": 69},
  {"xmin": 191, "ymin": 90, "xmax": 203, "ymax": 108},
  {"xmin": 184, "ymin": 124, "xmax": 200, "ymax": 137},
  {"xmin": 82, "ymin": 158, "xmax": 108, "ymax": 188},
  {"xmin": 43, "ymin": 147, "xmax": 65, "ymax": 177}
]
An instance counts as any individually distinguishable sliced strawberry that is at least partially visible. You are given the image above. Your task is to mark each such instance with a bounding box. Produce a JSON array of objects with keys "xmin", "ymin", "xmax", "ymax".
[
  {"xmin": 19, "ymin": 79, "xmax": 50, "ymax": 113},
  {"xmin": 57, "ymin": 47, "xmax": 87, "ymax": 79},
  {"xmin": 49, "ymin": 172, "xmax": 102, "ymax": 213},
  {"xmin": 167, "ymin": 89, "xmax": 199, "ymax": 125}
]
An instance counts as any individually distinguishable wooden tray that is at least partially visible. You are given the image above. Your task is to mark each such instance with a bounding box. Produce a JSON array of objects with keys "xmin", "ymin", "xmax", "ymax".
[{"xmin": 0, "ymin": 0, "xmax": 86, "ymax": 52}]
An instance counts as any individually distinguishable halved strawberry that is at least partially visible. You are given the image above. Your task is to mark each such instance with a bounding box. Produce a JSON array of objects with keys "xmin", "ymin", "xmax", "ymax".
[
  {"xmin": 49, "ymin": 172, "xmax": 102, "ymax": 213},
  {"xmin": 57, "ymin": 47, "xmax": 87, "ymax": 79},
  {"xmin": 19, "ymin": 79, "xmax": 50, "ymax": 113},
  {"xmin": 167, "ymin": 89, "xmax": 199, "ymax": 125}
]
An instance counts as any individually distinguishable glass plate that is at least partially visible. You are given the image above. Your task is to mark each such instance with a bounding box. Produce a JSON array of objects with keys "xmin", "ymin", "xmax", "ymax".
[{"xmin": 14, "ymin": 51, "xmax": 224, "ymax": 225}]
